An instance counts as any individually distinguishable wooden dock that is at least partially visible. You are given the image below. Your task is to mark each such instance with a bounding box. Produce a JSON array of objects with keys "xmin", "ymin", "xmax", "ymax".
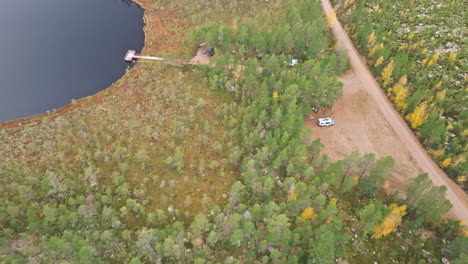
[{"xmin": 124, "ymin": 50, "xmax": 164, "ymax": 62}]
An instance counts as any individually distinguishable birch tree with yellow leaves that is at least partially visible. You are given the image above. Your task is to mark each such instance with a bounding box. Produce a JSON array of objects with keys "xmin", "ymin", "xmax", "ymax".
[
  {"xmin": 388, "ymin": 75, "xmax": 409, "ymax": 112},
  {"xmin": 406, "ymin": 101, "xmax": 430, "ymax": 129},
  {"xmin": 372, "ymin": 204, "xmax": 407, "ymax": 239},
  {"xmin": 300, "ymin": 207, "xmax": 315, "ymax": 221},
  {"xmin": 381, "ymin": 60, "xmax": 394, "ymax": 87}
]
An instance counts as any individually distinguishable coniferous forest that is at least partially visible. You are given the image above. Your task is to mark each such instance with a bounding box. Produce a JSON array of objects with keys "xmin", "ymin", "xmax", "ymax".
[{"xmin": 0, "ymin": 0, "xmax": 466, "ymax": 263}]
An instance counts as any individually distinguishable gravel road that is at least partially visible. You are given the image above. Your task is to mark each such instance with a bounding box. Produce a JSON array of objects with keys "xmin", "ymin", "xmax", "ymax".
[{"xmin": 316, "ymin": 0, "xmax": 467, "ymax": 222}]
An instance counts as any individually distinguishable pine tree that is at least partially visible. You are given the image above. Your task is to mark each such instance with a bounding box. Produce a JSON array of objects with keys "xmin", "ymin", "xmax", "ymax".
[
  {"xmin": 136, "ymin": 228, "xmax": 158, "ymax": 262},
  {"xmin": 357, "ymin": 153, "xmax": 376, "ymax": 179},
  {"xmin": 266, "ymin": 214, "xmax": 291, "ymax": 248},
  {"xmin": 417, "ymin": 185, "xmax": 452, "ymax": 224},
  {"xmin": 341, "ymin": 151, "xmax": 360, "ymax": 183},
  {"xmin": 309, "ymin": 226, "xmax": 336, "ymax": 263},
  {"xmin": 357, "ymin": 156, "xmax": 394, "ymax": 197},
  {"xmin": 78, "ymin": 245, "xmax": 97, "ymax": 264},
  {"xmin": 230, "ymin": 230, "xmax": 245, "ymax": 247},
  {"xmin": 229, "ymin": 181, "xmax": 245, "ymax": 206},
  {"xmin": 339, "ymin": 177, "xmax": 355, "ymax": 194},
  {"xmin": 358, "ymin": 201, "xmax": 384, "ymax": 236},
  {"xmin": 405, "ymin": 174, "xmax": 431, "ymax": 206},
  {"xmin": 191, "ymin": 214, "xmax": 210, "ymax": 237},
  {"xmin": 420, "ymin": 116, "xmax": 445, "ymax": 145},
  {"xmin": 405, "ymin": 173, "xmax": 453, "ymax": 225}
]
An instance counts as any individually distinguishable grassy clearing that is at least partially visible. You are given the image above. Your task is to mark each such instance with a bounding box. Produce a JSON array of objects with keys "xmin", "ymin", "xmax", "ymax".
[{"xmin": 0, "ymin": 64, "xmax": 237, "ymax": 223}]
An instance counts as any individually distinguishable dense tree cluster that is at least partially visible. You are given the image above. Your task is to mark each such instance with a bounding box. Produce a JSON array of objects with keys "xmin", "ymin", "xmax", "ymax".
[{"xmin": 0, "ymin": 0, "xmax": 466, "ymax": 263}]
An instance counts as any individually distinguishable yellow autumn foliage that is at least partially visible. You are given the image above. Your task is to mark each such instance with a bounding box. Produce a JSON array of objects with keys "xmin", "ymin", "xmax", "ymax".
[
  {"xmin": 398, "ymin": 43, "xmax": 408, "ymax": 51},
  {"xmin": 288, "ymin": 188, "xmax": 297, "ymax": 202},
  {"xmin": 440, "ymin": 157, "xmax": 452, "ymax": 168},
  {"xmin": 427, "ymin": 53, "xmax": 440, "ymax": 67},
  {"xmin": 448, "ymin": 53, "xmax": 457, "ymax": 65},
  {"xmin": 389, "ymin": 75, "xmax": 409, "ymax": 111},
  {"xmin": 428, "ymin": 148, "xmax": 445, "ymax": 159},
  {"xmin": 406, "ymin": 101, "xmax": 430, "ymax": 129},
  {"xmin": 446, "ymin": 122, "xmax": 454, "ymax": 131},
  {"xmin": 436, "ymin": 89, "xmax": 446, "ymax": 101},
  {"xmin": 373, "ymin": 204, "xmax": 407, "ymax": 239},
  {"xmin": 233, "ymin": 68, "xmax": 241, "ymax": 82},
  {"xmin": 369, "ymin": 43, "xmax": 383, "ymax": 57},
  {"xmin": 374, "ymin": 56, "xmax": 384, "ymax": 67},
  {"xmin": 344, "ymin": 0, "xmax": 355, "ymax": 8},
  {"xmin": 367, "ymin": 32, "xmax": 376, "ymax": 47},
  {"xmin": 422, "ymin": 58, "xmax": 429, "ymax": 66},
  {"xmin": 326, "ymin": 11, "xmax": 336, "ymax": 27},
  {"xmin": 457, "ymin": 176, "xmax": 466, "ymax": 184},
  {"xmin": 462, "ymin": 226, "xmax": 468, "ymax": 237},
  {"xmin": 373, "ymin": 4, "xmax": 380, "ymax": 12},
  {"xmin": 381, "ymin": 60, "xmax": 395, "ymax": 87},
  {"xmin": 382, "ymin": 180, "xmax": 390, "ymax": 192},
  {"xmin": 407, "ymin": 33, "xmax": 415, "ymax": 40},
  {"xmin": 421, "ymin": 48, "xmax": 428, "ymax": 55},
  {"xmin": 462, "ymin": 129, "xmax": 468, "ymax": 137},
  {"xmin": 408, "ymin": 43, "xmax": 419, "ymax": 51},
  {"xmin": 329, "ymin": 198, "xmax": 337, "ymax": 205},
  {"xmin": 300, "ymin": 207, "xmax": 315, "ymax": 221},
  {"xmin": 453, "ymin": 155, "xmax": 466, "ymax": 167},
  {"xmin": 459, "ymin": 221, "xmax": 468, "ymax": 237},
  {"xmin": 272, "ymin": 91, "xmax": 279, "ymax": 101}
]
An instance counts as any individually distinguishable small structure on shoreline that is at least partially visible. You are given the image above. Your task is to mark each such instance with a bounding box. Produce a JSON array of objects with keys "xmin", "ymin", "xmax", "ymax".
[{"xmin": 124, "ymin": 50, "xmax": 164, "ymax": 62}]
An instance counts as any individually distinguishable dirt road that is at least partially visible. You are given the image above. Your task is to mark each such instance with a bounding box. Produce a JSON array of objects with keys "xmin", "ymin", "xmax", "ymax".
[{"xmin": 316, "ymin": 0, "xmax": 467, "ymax": 221}]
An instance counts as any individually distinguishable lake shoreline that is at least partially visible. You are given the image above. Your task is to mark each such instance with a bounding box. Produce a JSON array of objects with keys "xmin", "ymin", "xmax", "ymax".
[{"xmin": 0, "ymin": 0, "xmax": 154, "ymax": 128}]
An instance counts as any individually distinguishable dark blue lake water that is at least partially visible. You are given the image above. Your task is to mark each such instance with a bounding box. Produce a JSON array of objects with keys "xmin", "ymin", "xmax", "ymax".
[{"xmin": 0, "ymin": 0, "xmax": 144, "ymax": 122}]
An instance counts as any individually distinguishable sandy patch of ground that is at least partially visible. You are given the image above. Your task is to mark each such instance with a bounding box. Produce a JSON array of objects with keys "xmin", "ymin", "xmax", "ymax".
[{"xmin": 306, "ymin": 71, "xmax": 420, "ymax": 191}]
